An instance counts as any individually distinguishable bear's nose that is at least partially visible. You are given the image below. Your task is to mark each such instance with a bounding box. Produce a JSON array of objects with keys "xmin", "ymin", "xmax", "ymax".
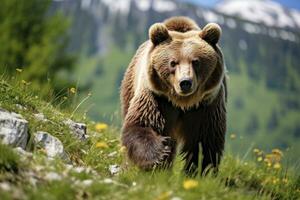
[{"xmin": 179, "ymin": 79, "xmax": 192, "ymax": 93}]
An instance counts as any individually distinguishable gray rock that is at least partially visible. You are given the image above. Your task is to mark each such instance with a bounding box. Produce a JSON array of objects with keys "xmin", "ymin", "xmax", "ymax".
[
  {"xmin": 64, "ymin": 119, "xmax": 87, "ymax": 140},
  {"xmin": 34, "ymin": 131, "xmax": 68, "ymax": 160},
  {"xmin": 44, "ymin": 172, "xmax": 62, "ymax": 181},
  {"xmin": 15, "ymin": 104, "xmax": 27, "ymax": 110},
  {"xmin": 0, "ymin": 109, "xmax": 28, "ymax": 149},
  {"xmin": 14, "ymin": 147, "xmax": 33, "ymax": 158},
  {"xmin": 73, "ymin": 166, "xmax": 85, "ymax": 173},
  {"xmin": 24, "ymin": 170, "xmax": 39, "ymax": 187},
  {"xmin": 33, "ymin": 113, "xmax": 48, "ymax": 122},
  {"xmin": 0, "ymin": 182, "xmax": 11, "ymax": 191},
  {"xmin": 103, "ymin": 178, "xmax": 113, "ymax": 184},
  {"xmin": 81, "ymin": 179, "xmax": 93, "ymax": 187},
  {"xmin": 108, "ymin": 151, "xmax": 117, "ymax": 157},
  {"xmin": 109, "ymin": 164, "xmax": 120, "ymax": 175},
  {"xmin": 171, "ymin": 197, "xmax": 182, "ymax": 200}
]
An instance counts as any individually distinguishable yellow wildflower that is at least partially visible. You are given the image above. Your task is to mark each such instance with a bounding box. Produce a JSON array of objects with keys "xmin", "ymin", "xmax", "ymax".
[
  {"xmin": 119, "ymin": 146, "xmax": 127, "ymax": 153},
  {"xmin": 253, "ymin": 148, "xmax": 260, "ymax": 153},
  {"xmin": 272, "ymin": 149, "xmax": 283, "ymax": 157},
  {"xmin": 265, "ymin": 154, "xmax": 274, "ymax": 159},
  {"xmin": 257, "ymin": 157, "xmax": 263, "ymax": 162},
  {"xmin": 272, "ymin": 178, "xmax": 280, "ymax": 184},
  {"xmin": 230, "ymin": 134, "xmax": 236, "ymax": 139},
  {"xmin": 267, "ymin": 162, "xmax": 272, "ymax": 168},
  {"xmin": 273, "ymin": 163, "xmax": 281, "ymax": 170},
  {"xmin": 266, "ymin": 154, "xmax": 279, "ymax": 163},
  {"xmin": 95, "ymin": 142, "xmax": 109, "ymax": 148},
  {"xmin": 95, "ymin": 123, "xmax": 108, "ymax": 132},
  {"xmin": 253, "ymin": 148, "xmax": 260, "ymax": 154},
  {"xmin": 16, "ymin": 68, "xmax": 23, "ymax": 73},
  {"xmin": 183, "ymin": 179, "xmax": 198, "ymax": 190},
  {"xmin": 253, "ymin": 148, "xmax": 263, "ymax": 156},
  {"xmin": 70, "ymin": 87, "xmax": 76, "ymax": 94}
]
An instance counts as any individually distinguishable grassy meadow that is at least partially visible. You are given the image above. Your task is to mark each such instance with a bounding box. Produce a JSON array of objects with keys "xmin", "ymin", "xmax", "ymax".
[{"xmin": 0, "ymin": 76, "xmax": 299, "ymax": 200}]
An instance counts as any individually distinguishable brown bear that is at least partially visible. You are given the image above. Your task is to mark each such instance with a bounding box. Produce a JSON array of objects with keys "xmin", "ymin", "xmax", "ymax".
[{"xmin": 120, "ymin": 16, "xmax": 227, "ymax": 175}]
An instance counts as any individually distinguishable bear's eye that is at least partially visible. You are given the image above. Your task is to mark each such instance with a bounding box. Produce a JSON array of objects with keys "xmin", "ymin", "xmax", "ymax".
[
  {"xmin": 192, "ymin": 59, "xmax": 200, "ymax": 67},
  {"xmin": 170, "ymin": 61, "xmax": 178, "ymax": 68}
]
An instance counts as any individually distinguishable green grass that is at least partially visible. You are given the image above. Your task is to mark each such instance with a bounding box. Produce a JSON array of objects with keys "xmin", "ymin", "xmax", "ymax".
[
  {"xmin": 0, "ymin": 79, "xmax": 299, "ymax": 200},
  {"xmin": 0, "ymin": 143, "xmax": 21, "ymax": 173}
]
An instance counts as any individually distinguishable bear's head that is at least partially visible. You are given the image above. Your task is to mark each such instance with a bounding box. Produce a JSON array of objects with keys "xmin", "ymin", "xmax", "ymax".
[{"xmin": 147, "ymin": 19, "xmax": 224, "ymax": 109}]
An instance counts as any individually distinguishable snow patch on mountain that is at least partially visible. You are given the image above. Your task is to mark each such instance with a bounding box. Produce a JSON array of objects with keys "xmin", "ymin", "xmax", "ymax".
[
  {"xmin": 81, "ymin": 0, "xmax": 92, "ymax": 9},
  {"xmin": 100, "ymin": 0, "xmax": 176, "ymax": 14},
  {"xmin": 136, "ymin": 0, "xmax": 176, "ymax": 12},
  {"xmin": 101, "ymin": 0, "xmax": 131, "ymax": 15},
  {"xmin": 216, "ymin": 0, "xmax": 300, "ymax": 30},
  {"xmin": 200, "ymin": 10, "xmax": 221, "ymax": 24},
  {"xmin": 290, "ymin": 9, "xmax": 300, "ymax": 28},
  {"xmin": 226, "ymin": 18, "xmax": 237, "ymax": 29}
]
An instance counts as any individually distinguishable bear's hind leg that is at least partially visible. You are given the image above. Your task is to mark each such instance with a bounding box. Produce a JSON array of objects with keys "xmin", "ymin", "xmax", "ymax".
[
  {"xmin": 201, "ymin": 142, "xmax": 223, "ymax": 175},
  {"xmin": 182, "ymin": 144, "xmax": 200, "ymax": 176}
]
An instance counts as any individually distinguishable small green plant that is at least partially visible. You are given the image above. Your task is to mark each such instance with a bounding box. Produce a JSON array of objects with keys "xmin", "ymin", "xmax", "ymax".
[{"xmin": 0, "ymin": 143, "xmax": 20, "ymax": 173}]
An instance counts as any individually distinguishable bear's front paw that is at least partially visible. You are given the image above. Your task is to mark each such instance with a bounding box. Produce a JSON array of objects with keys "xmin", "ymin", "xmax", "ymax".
[
  {"xmin": 137, "ymin": 136, "xmax": 175, "ymax": 170},
  {"xmin": 122, "ymin": 126, "xmax": 176, "ymax": 170},
  {"xmin": 155, "ymin": 136, "xmax": 174, "ymax": 165}
]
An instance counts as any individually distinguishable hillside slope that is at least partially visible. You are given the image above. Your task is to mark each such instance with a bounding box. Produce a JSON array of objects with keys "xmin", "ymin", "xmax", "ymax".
[{"xmin": 0, "ymin": 79, "xmax": 299, "ymax": 199}]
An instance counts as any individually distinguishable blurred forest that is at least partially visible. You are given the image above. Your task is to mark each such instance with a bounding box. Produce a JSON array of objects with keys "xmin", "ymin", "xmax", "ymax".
[
  {"xmin": 1, "ymin": 0, "xmax": 300, "ymax": 164},
  {"xmin": 0, "ymin": 0, "xmax": 74, "ymax": 98}
]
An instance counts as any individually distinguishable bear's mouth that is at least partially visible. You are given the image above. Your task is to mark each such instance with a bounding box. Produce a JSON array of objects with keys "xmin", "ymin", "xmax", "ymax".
[
  {"xmin": 177, "ymin": 90, "xmax": 194, "ymax": 97},
  {"xmin": 168, "ymin": 86, "xmax": 203, "ymax": 111},
  {"xmin": 173, "ymin": 85, "xmax": 197, "ymax": 97}
]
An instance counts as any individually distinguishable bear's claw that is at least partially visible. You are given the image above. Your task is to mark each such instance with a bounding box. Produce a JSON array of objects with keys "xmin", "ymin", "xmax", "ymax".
[{"xmin": 153, "ymin": 136, "xmax": 175, "ymax": 168}]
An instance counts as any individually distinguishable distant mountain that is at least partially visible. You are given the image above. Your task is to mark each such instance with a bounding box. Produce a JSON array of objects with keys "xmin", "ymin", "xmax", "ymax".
[
  {"xmin": 53, "ymin": 0, "xmax": 300, "ymax": 55},
  {"xmin": 216, "ymin": 0, "xmax": 300, "ymax": 30}
]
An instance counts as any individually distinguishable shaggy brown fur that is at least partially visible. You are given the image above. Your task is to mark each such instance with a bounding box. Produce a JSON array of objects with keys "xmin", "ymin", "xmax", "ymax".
[
  {"xmin": 164, "ymin": 16, "xmax": 200, "ymax": 32},
  {"xmin": 120, "ymin": 16, "xmax": 227, "ymax": 175}
]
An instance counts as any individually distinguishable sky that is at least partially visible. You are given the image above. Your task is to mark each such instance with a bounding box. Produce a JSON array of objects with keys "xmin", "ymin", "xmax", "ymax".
[{"xmin": 183, "ymin": 0, "xmax": 300, "ymax": 10}]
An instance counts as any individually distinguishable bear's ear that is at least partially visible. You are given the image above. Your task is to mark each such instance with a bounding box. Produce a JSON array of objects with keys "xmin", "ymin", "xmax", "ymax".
[
  {"xmin": 149, "ymin": 23, "xmax": 171, "ymax": 46},
  {"xmin": 200, "ymin": 23, "xmax": 222, "ymax": 45}
]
